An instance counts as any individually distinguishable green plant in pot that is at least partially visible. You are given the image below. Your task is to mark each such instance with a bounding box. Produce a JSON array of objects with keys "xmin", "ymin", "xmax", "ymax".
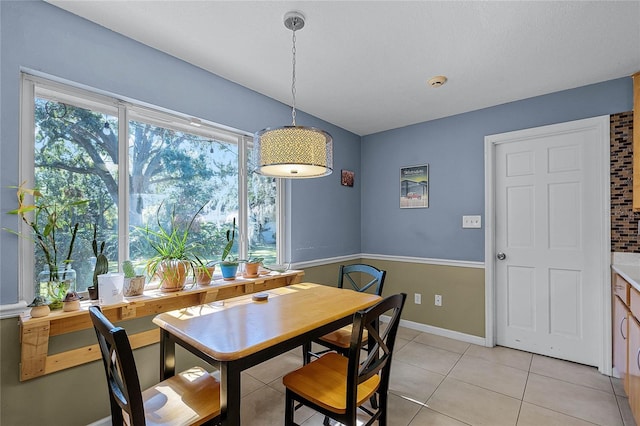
[
  {"xmin": 122, "ymin": 260, "xmax": 145, "ymax": 297},
  {"xmin": 195, "ymin": 260, "xmax": 216, "ymax": 286},
  {"xmin": 5, "ymin": 183, "xmax": 87, "ymax": 309},
  {"xmin": 218, "ymin": 218, "xmax": 239, "ymax": 281},
  {"xmin": 88, "ymin": 224, "xmax": 109, "ymax": 300},
  {"xmin": 140, "ymin": 202, "xmax": 206, "ymax": 292},
  {"xmin": 242, "ymin": 255, "xmax": 264, "ymax": 278}
]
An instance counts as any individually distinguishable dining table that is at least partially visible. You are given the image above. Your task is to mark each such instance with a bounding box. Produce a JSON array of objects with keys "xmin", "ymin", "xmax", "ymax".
[{"xmin": 152, "ymin": 282, "xmax": 382, "ymax": 426}]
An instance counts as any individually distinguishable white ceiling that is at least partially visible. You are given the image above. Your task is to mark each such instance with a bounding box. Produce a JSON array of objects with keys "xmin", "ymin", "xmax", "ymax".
[{"xmin": 47, "ymin": 1, "xmax": 640, "ymax": 136}]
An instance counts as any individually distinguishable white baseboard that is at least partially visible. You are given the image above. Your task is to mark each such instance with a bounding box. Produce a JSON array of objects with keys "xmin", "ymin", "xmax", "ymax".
[{"xmin": 380, "ymin": 315, "xmax": 487, "ymax": 347}]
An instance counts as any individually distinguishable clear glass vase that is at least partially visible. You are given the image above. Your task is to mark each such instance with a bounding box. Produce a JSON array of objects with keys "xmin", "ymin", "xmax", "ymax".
[{"xmin": 37, "ymin": 263, "xmax": 76, "ymax": 310}]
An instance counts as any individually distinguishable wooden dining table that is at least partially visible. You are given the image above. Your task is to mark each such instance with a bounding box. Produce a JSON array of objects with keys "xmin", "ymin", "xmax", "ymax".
[{"xmin": 152, "ymin": 282, "xmax": 381, "ymax": 426}]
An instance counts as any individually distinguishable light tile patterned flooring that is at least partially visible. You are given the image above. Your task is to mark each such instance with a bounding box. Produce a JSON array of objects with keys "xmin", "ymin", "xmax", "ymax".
[{"xmin": 237, "ymin": 327, "xmax": 635, "ymax": 426}]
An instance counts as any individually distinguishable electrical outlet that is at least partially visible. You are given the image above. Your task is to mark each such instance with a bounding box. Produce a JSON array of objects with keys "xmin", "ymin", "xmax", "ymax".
[
  {"xmin": 414, "ymin": 293, "xmax": 422, "ymax": 304},
  {"xmin": 462, "ymin": 215, "xmax": 482, "ymax": 229},
  {"xmin": 435, "ymin": 294, "xmax": 442, "ymax": 306}
]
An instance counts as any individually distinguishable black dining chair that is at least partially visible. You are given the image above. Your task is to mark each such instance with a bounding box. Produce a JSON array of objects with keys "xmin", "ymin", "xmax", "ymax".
[
  {"xmin": 303, "ymin": 263, "xmax": 387, "ymax": 364},
  {"xmin": 89, "ymin": 305, "xmax": 221, "ymax": 426},
  {"xmin": 283, "ymin": 293, "xmax": 407, "ymax": 426}
]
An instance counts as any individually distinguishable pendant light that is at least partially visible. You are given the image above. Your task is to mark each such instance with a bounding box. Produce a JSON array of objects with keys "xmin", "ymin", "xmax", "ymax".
[{"xmin": 254, "ymin": 11, "xmax": 333, "ymax": 178}]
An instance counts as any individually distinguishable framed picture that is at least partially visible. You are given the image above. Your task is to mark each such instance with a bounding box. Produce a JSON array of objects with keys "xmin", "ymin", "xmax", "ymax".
[
  {"xmin": 400, "ymin": 164, "xmax": 428, "ymax": 208},
  {"xmin": 341, "ymin": 169, "xmax": 354, "ymax": 187}
]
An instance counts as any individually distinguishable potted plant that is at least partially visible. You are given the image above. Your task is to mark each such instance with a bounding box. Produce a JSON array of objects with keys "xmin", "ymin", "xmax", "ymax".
[
  {"xmin": 5, "ymin": 183, "xmax": 88, "ymax": 309},
  {"xmin": 122, "ymin": 260, "xmax": 145, "ymax": 297},
  {"xmin": 242, "ymin": 256, "xmax": 264, "ymax": 278},
  {"xmin": 195, "ymin": 261, "xmax": 216, "ymax": 286},
  {"xmin": 88, "ymin": 224, "xmax": 109, "ymax": 300},
  {"xmin": 218, "ymin": 218, "xmax": 239, "ymax": 280},
  {"xmin": 140, "ymin": 202, "xmax": 206, "ymax": 292}
]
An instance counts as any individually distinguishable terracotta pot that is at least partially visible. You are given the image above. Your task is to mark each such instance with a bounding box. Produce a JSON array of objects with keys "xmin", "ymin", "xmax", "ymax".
[
  {"xmin": 244, "ymin": 262, "xmax": 260, "ymax": 278},
  {"xmin": 124, "ymin": 276, "xmax": 146, "ymax": 297},
  {"xmin": 158, "ymin": 260, "xmax": 189, "ymax": 292},
  {"xmin": 196, "ymin": 266, "xmax": 215, "ymax": 286}
]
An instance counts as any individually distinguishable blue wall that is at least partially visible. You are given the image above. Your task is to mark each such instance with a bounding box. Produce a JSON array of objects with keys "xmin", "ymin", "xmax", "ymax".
[
  {"xmin": 361, "ymin": 78, "xmax": 633, "ymax": 262},
  {"xmin": 0, "ymin": 1, "xmax": 361, "ymax": 305}
]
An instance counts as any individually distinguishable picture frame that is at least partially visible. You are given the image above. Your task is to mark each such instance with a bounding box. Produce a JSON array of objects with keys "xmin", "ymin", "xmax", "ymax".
[
  {"xmin": 400, "ymin": 164, "xmax": 428, "ymax": 208},
  {"xmin": 341, "ymin": 169, "xmax": 354, "ymax": 187}
]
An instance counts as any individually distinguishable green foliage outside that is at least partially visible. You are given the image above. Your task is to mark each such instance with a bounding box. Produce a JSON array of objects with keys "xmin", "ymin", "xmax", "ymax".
[{"xmin": 28, "ymin": 95, "xmax": 277, "ymax": 291}]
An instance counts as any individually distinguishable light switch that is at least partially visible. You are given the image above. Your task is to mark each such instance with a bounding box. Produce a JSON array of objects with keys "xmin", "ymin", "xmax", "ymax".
[{"xmin": 462, "ymin": 215, "xmax": 482, "ymax": 229}]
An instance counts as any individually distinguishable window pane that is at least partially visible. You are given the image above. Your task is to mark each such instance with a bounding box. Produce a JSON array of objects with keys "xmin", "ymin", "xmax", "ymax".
[
  {"xmin": 128, "ymin": 119, "xmax": 240, "ymax": 276},
  {"xmin": 248, "ymin": 160, "xmax": 277, "ymax": 265},
  {"xmin": 34, "ymin": 97, "xmax": 119, "ymax": 292}
]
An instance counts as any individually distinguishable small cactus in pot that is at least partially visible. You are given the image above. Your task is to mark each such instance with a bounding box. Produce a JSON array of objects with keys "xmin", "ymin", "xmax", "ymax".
[
  {"xmin": 88, "ymin": 225, "xmax": 109, "ymax": 300},
  {"xmin": 122, "ymin": 260, "xmax": 145, "ymax": 297}
]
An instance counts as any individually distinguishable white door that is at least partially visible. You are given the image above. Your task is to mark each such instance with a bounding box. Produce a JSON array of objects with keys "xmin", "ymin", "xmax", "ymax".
[{"xmin": 488, "ymin": 116, "xmax": 610, "ymax": 367}]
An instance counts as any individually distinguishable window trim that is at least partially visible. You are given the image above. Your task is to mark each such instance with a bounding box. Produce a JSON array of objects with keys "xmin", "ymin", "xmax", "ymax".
[{"xmin": 17, "ymin": 72, "xmax": 284, "ymax": 303}]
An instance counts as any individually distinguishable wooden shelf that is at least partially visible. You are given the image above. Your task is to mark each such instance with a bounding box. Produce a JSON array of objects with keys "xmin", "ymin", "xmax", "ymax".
[{"xmin": 19, "ymin": 270, "xmax": 304, "ymax": 381}]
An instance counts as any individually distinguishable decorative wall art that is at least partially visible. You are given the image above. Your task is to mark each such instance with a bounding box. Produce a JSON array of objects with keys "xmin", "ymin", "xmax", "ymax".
[
  {"xmin": 400, "ymin": 164, "xmax": 428, "ymax": 208},
  {"xmin": 341, "ymin": 169, "xmax": 354, "ymax": 187}
]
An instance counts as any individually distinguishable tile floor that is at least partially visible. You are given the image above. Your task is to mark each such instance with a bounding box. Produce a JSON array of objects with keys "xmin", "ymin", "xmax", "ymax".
[{"xmin": 236, "ymin": 326, "xmax": 635, "ymax": 426}]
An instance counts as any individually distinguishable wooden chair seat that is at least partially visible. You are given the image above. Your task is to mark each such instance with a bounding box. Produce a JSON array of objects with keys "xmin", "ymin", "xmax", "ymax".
[
  {"xmin": 141, "ymin": 366, "xmax": 220, "ymax": 426},
  {"xmin": 283, "ymin": 353, "xmax": 380, "ymax": 414},
  {"xmin": 285, "ymin": 293, "xmax": 407, "ymax": 426},
  {"xmin": 318, "ymin": 325, "xmax": 367, "ymax": 349},
  {"xmin": 89, "ymin": 305, "xmax": 221, "ymax": 426}
]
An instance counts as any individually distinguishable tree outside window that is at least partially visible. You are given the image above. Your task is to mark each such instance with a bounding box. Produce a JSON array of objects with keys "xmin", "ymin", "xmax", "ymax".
[{"xmin": 30, "ymin": 83, "xmax": 277, "ymax": 292}]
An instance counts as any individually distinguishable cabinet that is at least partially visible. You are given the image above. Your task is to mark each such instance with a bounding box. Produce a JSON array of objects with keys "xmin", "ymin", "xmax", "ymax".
[
  {"xmin": 631, "ymin": 286, "xmax": 640, "ymax": 421},
  {"xmin": 629, "ymin": 311, "xmax": 640, "ymax": 421},
  {"xmin": 614, "ymin": 294, "xmax": 630, "ymax": 383},
  {"xmin": 613, "ymin": 274, "xmax": 630, "ymax": 392},
  {"xmin": 617, "ymin": 273, "xmax": 640, "ymax": 423}
]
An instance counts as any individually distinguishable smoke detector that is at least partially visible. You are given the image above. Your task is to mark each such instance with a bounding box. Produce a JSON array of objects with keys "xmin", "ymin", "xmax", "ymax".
[{"xmin": 428, "ymin": 75, "xmax": 448, "ymax": 88}]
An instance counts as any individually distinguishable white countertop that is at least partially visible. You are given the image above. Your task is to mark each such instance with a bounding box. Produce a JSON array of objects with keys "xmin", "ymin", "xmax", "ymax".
[
  {"xmin": 612, "ymin": 264, "xmax": 640, "ymax": 292},
  {"xmin": 611, "ymin": 252, "xmax": 640, "ymax": 291}
]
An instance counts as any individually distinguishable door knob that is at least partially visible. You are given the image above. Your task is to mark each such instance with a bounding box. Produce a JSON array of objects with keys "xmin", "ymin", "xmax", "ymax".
[{"xmin": 496, "ymin": 252, "xmax": 506, "ymax": 260}]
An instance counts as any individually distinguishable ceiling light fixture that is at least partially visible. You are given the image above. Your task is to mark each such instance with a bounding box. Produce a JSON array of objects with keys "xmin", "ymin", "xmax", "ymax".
[{"xmin": 254, "ymin": 11, "xmax": 333, "ymax": 178}]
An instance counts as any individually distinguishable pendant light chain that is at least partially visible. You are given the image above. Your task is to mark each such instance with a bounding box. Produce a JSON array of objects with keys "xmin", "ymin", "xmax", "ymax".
[
  {"xmin": 254, "ymin": 11, "xmax": 333, "ymax": 178},
  {"xmin": 291, "ymin": 23, "xmax": 297, "ymax": 126}
]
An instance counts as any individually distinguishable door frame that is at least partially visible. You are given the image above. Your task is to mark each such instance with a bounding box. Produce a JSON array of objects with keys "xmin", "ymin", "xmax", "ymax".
[{"xmin": 484, "ymin": 115, "xmax": 612, "ymax": 374}]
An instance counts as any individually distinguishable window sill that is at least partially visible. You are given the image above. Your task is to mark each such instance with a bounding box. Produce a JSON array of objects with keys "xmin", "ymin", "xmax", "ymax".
[{"xmin": 18, "ymin": 270, "xmax": 304, "ymax": 381}]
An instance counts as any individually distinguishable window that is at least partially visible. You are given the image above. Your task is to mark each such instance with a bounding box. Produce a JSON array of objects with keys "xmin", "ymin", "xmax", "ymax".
[{"xmin": 20, "ymin": 74, "xmax": 281, "ymax": 296}]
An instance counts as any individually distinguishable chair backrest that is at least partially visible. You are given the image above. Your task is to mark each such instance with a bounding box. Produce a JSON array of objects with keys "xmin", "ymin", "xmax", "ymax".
[
  {"xmin": 338, "ymin": 264, "xmax": 386, "ymax": 296},
  {"xmin": 89, "ymin": 305, "xmax": 146, "ymax": 425},
  {"xmin": 346, "ymin": 293, "xmax": 406, "ymax": 416}
]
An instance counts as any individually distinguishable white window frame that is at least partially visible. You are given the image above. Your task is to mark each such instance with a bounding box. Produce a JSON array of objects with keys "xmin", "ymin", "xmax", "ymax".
[{"xmin": 17, "ymin": 72, "xmax": 284, "ymax": 303}]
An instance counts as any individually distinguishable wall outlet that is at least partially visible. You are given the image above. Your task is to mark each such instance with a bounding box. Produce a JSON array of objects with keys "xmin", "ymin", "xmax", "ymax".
[
  {"xmin": 435, "ymin": 294, "xmax": 442, "ymax": 306},
  {"xmin": 462, "ymin": 215, "xmax": 482, "ymax": 228},
  {"xmin": 414, "ymin": 293, "xmax": 422, "ymax": 304}
]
